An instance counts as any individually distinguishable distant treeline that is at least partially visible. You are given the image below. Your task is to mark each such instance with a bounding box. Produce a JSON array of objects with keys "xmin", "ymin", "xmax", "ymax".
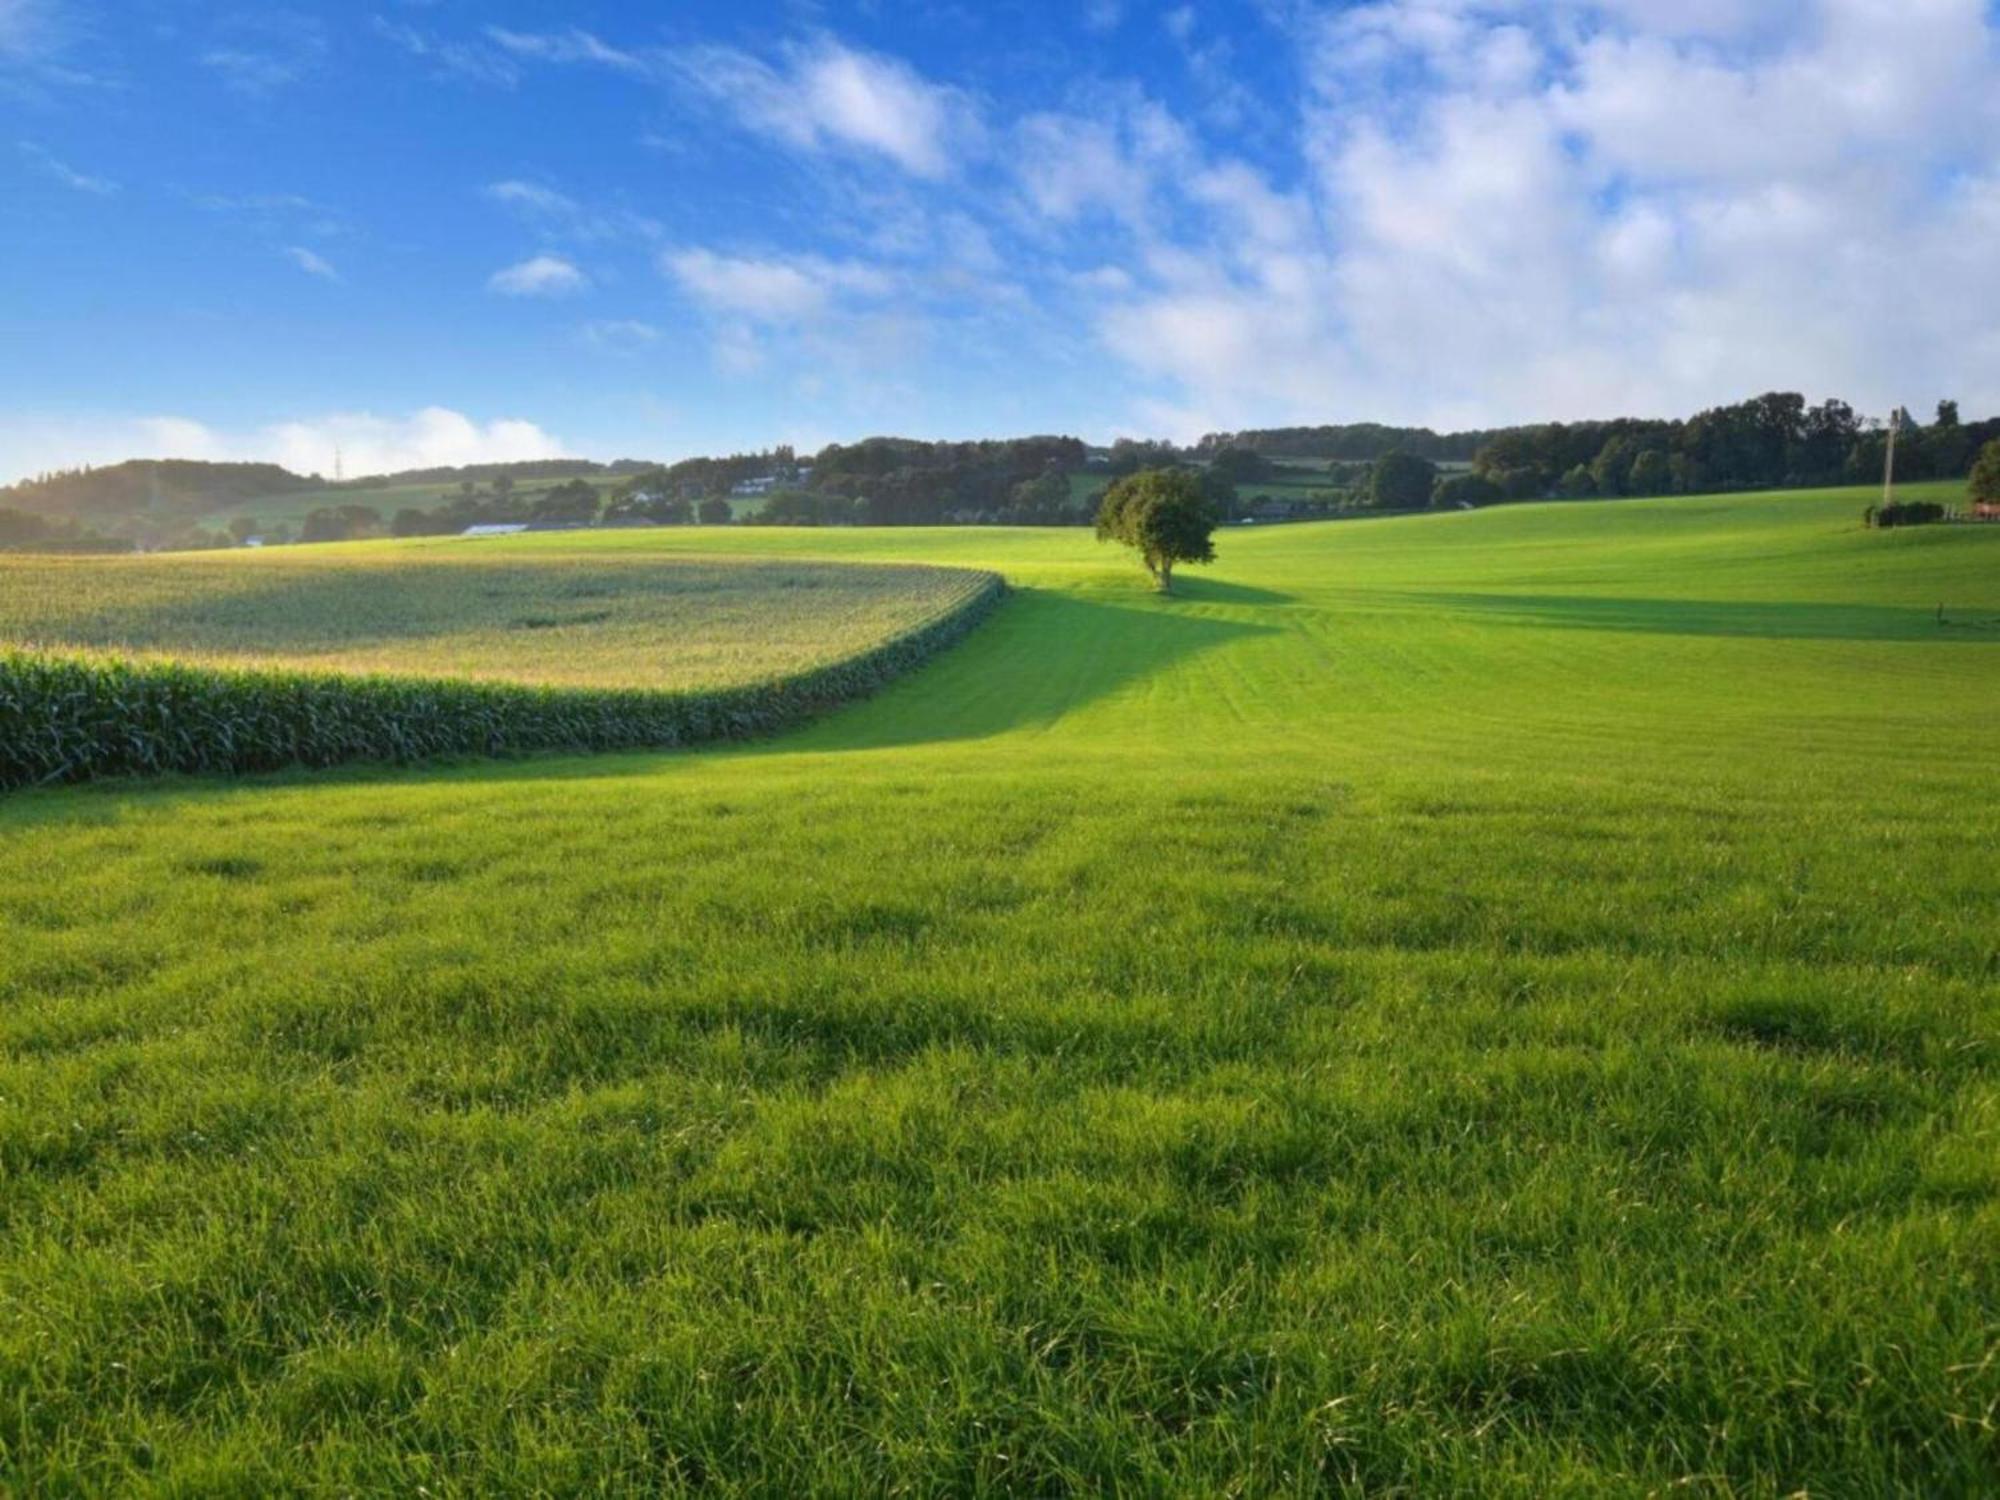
[
  {"xmin": 1197, "ymin": 422, "xmax": 1499, "ymax": 462},
  {"xmin": 611, "ymin": 437, "xmax": 1092, "ymax": 527},
  {"xmin": 0, "ymin": 507, "xmax": 128, "ymax": 553},
  {"xmin": 7, "ymin": 391, "xmax": 1995, "ymax": 548},
  {"xmin": 330, "ymin": 457, "xmax": 658, "ymax": 490},
  {"xmin": 1466, "ymin": 395, "xmax": 1998, "ymax": 500}
]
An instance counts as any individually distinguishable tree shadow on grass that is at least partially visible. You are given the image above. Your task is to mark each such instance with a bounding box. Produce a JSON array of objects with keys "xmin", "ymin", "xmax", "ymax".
[
  {"xmin": 777, "ymin": 585, "xmax": 1283, "ymax": 753},
  {"xmin": 1168, "ymin": 574, "xmax": 1294, "ymax": 606},
  {"xmin": 1408, "ymin": 592, "xmax": 2000, "ymax": 643}
]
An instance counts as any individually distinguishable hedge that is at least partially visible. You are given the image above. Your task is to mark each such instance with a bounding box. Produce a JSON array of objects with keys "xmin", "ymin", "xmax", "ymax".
[{"xmin": 0, "ymin": 572, "xmax": 1004, "ymax": 790}]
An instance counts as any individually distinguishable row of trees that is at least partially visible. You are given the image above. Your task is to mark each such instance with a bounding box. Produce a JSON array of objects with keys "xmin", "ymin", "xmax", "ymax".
[
  {"xmin": 1198, "ymin": 422, "xmax": 1497, "ymax": 463},
  {"xmin": 0, "ymin": 507, "xmax": 129, "ymax": 552},
  {"xmin": 1466, "ymin": 394, "xmax": 1999, "ymax": 501}
]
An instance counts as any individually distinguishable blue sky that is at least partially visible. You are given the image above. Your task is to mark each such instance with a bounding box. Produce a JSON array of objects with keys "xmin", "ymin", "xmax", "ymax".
[{"xmin": 4, "ymin": 0, "xmax": 1999, "ymax": 481}]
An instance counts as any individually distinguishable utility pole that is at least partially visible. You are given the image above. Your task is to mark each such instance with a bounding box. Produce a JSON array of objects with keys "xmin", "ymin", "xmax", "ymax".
[
  {"xmin": 1881, "ymin": 409, "xmax": 1899, "ymax": 510},
  {"xmin": 334, "ymin": 444, "xmax": 345, "ymax": 484}
]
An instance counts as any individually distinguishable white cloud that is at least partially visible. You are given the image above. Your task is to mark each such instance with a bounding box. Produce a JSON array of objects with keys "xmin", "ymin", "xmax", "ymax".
[
  {"xmin": 18, "ymin": 139, "xmax": 115, "ymax": 193},
  {"xmin": 284, "ymin": 245, "xmax": 339, "ymax": 280},
  {"xmin": 0, "ymin": 408, "xmax": 568, "ymax": 487},
  {"xmin": 1056, "ymin": 0, "xmax": 2000, "ymax": 433},
  {"xmin": 1011, "ymin": 99, "xmax": 1193, "ymax": 228},
  {"xmin": 487, "ymin": 254, "xmax": 588, "ymax": 297},
  {"xmin": 670, "ymin": 37, "xmax": 977, "ymax": 178},
  {"xmin": 663, "ymin": 248, "xmax": 894, "ymax": 323}
]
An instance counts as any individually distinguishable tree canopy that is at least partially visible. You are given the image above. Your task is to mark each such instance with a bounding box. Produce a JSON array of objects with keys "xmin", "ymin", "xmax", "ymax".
[
  {"xmin": 1095, "ymin": 469, "xmax": 1219, "ymax": 593},
  {"xmin": 1368, "ymin": 451, "xmax": 1438, "ymax": 511},
  {"xmin": 1970, "ymin": 440, "xmax": 2000, "ymax": 504}
]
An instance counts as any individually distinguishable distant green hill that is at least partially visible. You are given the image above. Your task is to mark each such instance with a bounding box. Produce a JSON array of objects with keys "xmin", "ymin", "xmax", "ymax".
[{"xmin": 3, "ymin": 460, "xmax": 317, "ymax": 524}]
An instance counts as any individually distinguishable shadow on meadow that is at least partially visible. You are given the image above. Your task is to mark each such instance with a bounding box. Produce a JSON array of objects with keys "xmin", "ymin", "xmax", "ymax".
[
  {"xmin": 1408, "ymin": 592, "xmax": 2000, "ymax": 642},
  {"xmin": 781, "ymin": 584, "xmax": 1286, "ymax": 752}
]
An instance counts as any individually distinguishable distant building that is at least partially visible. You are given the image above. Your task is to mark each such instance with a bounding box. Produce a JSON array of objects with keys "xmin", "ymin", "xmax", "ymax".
[
  {"xmin": 461, "ymin": 523, "xmax": 528, "ymax": 537},
  {"xmin": 730, "ymin": 476, "xmax": 781, "ymax": 497}
]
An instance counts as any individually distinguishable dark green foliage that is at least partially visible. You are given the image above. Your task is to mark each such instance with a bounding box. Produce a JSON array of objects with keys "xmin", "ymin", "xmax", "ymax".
[
  {"xmin": 1095, "ymin": 469, "xmax": 1219, "ymax": 591},
  {"xmin": 1200, "ymin": 420, "xmax": 1496, "ymax": 462},
  {"xmin": 1627, "ymin": 448, "xmax": 1673, "ymax": 495},
  {"xmin": 1206, "ymin": 446, "xmax": 1274, "ymax": 484},
  {"xmin": 1433, "ymin": 472, "xmax": 1502, "ymax": 509},
  {"xmin": 1368, "ymin": 450, "xmax": 1438, "ymax": 511},
  {"xmin": 811, "ymin": 435, "xmax": 1088, "ymax": 524},
  {"xmin": 1866, "ymin": 500, "xmax": 1946, "ymax": 529},
  {"xmin": 530, "ymin": 479, "xmax": 602, "ymax": 524},
  {"xmin": 1969, "ymin": 439, "xmax": 2000, "ymax": 504},
  {"xmin": 0, "ymin": 575, "xmax": 1003, "ymax": 788},
  {"xmin": 0, "ymin": 506, "xmax": 128, "ymax": 552},
  {"xmin": 300, "ymin": 505, "xmax": 385, "ymax": 543},
  {"xmin": 698, "ymin": 496, "xmax": 733, "ymax": 525}
]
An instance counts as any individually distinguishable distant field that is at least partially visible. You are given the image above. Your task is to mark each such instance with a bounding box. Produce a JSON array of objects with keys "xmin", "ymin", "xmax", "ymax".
[
  {"xmin": 0, "ymin": 548, "xmax": 989, "ymax": 690},
  {"xmin": 3, "ymin": 483, "xmax": 1997, "ymax": 1494}
]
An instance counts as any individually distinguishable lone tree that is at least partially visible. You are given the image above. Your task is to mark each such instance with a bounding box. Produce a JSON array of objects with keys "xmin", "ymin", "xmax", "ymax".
[
  {"xmin": 1096, "ymin": 468, "xmax": 1218, "ymax": 593},
  {"xmin": 1970, "ymin": 439, "xmax": 2000, "ymax": 505}
]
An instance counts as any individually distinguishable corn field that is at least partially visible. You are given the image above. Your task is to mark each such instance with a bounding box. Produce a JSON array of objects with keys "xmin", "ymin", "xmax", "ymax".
[
  {"xmin": 0, "ymin": 571, "xmax": 1003, "ymax": 789},
  {"xmin": 0, "ymin": 551, "xmax": 994, "ymax": 690}
]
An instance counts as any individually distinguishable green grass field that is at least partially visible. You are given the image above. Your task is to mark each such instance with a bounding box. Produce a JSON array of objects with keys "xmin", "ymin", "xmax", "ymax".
[
  {"xmin": 0, "ymin": 549, "xmax": 988, "ymax": 691},
  {"xmin": 3, "ymin": 484, "xmax": 1997, "ymax": 1494}
]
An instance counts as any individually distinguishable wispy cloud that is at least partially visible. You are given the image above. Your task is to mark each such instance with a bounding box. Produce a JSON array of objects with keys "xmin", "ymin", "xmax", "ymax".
[
  {"xmin": 483, "ymin": 179, "xmax": 661, "ymax": 244},
  {"xmin": 486, "ymin": 179, "xmax": 578, "ymax": 217},
  {"xmin": 488, "ymin": 254, "xmax": 588, "ymax": 297},
  {"xmin": 201, "ymin": 12, "xmax": 327, "ymax": 97},
  {"xmin": 663, "ymin": 248, "xmax": 897, "ymax": 324},
  {"xmin": 285, "ymin": 245, "xmax": 339, "ymax": 280},
  {"xmin": 668, "ymin": 37, "xmax": 978, "ymax": 178},
  {"xmin": 579, "ymin": 319, "xmax": 661, "ymax": 355},
  {"xmin": 371, "ymin": 16, "xmax": 518, "ymax": 88},
  {"xmin": 0, "ymin": 0, "xmax": 106, "ymax": 93},
  {"xmin": 18, "ymin": 139, "xmax": 115, "ymax": 193},
  {"xmin": 0, "ymin": 0, "xmax": 54, "ymax": 58},
  {"xmin": 485, "ymin": 27, "xmax": 651, "ymax": 76}
]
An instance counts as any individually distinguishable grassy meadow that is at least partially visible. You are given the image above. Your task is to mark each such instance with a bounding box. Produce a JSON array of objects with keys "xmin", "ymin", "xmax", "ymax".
[{"xmin": 2, "ymin": 482, "xmax": 1997, "ymax": 1494}]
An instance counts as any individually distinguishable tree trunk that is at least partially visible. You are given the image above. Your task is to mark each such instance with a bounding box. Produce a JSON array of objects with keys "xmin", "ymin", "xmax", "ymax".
[{"xmin": 1156, "ymin": 560, "xmax": 1174, "ymax": 593}]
